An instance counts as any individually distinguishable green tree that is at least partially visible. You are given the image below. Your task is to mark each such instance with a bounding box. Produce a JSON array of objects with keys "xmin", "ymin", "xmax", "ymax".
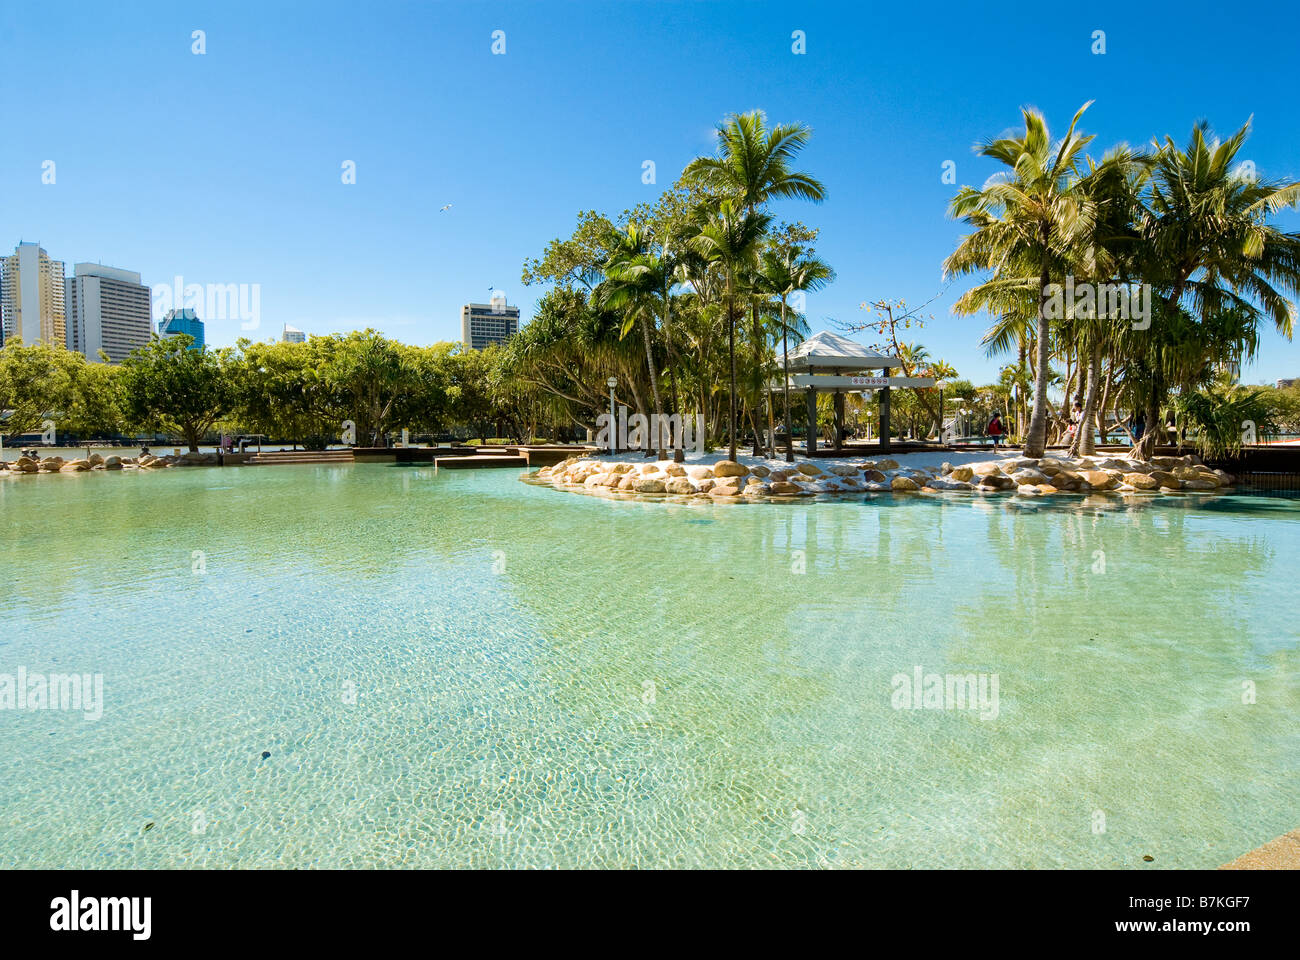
[
  {"xmin": 0, "ymin": 340, "xmax": 83, "ymax": 443},
  {"xmin": 945, "ymin": 102, "xmax": 1099, "ymax": 458},
  {"xmin": 689, "ymin": 199, "xmax": 772, "ymax": 461},
  {"xmin": 119, "ymin": 336, "xmax": 237, "ymax": 451}
]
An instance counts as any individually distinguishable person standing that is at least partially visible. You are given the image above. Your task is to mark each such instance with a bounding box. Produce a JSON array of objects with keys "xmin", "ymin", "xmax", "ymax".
[{"xmin": 987, "ymin": 412, "xmax": 1004, "ymax": 452}]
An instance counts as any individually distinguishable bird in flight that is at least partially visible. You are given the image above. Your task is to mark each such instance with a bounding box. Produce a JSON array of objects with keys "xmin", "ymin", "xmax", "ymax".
[{"xmin": 439, "ymin": 204, "xmax": 453, "ymax": 212}]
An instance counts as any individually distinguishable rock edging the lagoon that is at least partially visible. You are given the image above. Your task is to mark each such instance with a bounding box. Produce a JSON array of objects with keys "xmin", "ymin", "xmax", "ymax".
[
  {"xmin": 0, "ymin": 451, "xmax": 222, "ymax": 477},
  {"xmin": 528, "ymin": 453, "xmax": 1235, "ymax": 502}
]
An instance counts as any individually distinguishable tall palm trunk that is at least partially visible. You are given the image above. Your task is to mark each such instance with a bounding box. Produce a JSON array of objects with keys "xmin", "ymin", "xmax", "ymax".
[
  {"xmin": 781, "ymin": 297, "xmax": 794, "ymax": 462},
  {"xmin": 1069, "ymin": 333, "xmax": 1100, "ymax": 457},
  {"xmin": 1025, "ymin": 240, "xmax": 1053, "ymax": 458},
  {"xmin": 751, "ymin": 301, "xmax": 765, "ymax": 456},
  {"xmin": 638, "ymin": 312, "xmax": 665, "ymax": 458},
  {"xmin": 726, "ymin": 275, "xmax": 738, "ymax": 462}
]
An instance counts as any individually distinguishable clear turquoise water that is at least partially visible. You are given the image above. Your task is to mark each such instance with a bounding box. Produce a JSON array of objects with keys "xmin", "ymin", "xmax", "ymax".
[{"xmin": 1, "ymin": 464, "xmax": 1296, "ymax": 868}]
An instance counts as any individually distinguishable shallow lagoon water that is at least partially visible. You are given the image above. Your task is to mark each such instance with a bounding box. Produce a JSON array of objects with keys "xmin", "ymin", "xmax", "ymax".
[{"xmin": 1, "ymin": 464, "xmax": 1296, "ymax": 868}]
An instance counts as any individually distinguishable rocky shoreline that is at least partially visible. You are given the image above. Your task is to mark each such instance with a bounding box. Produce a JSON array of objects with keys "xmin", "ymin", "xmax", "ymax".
[
  {"xmin": 532, "ymin": 452, "xmax": 1235, "ymax": 501},
  {"xmin": 0, "ymin": 451, "xmax": 221, "ymax": 475}
]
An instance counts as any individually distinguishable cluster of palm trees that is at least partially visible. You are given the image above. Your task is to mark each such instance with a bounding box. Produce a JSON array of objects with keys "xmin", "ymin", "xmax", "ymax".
[
  {"xmin": 946, "ymin": 103, "xmax": 1300, "ymax": 460},
  {"xmin": 509, "ymin": 111, "xmax": 834, "ymax": 461}
]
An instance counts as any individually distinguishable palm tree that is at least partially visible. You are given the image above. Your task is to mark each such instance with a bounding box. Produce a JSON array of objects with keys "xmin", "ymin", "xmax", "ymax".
[
  {"xmin": 945, "ymin": 102, "xmax": 1099, "ymax": 458},
  {"xmin": 596, "ymin": 223, "xmax": 668, "ymax": 456},
  {"xmin": 759, "ymin": 243, "xmax": 833, "ymax": 460},
  {"xmin": 690, "ymin": 199, "xmax": 772, "ymax": 461},
  {"xmin": 684, "ymin": 110, "xmax": 827, "ymax": 214},
  {"xmin": 1129, "ymin": 120, "xmax": 1300, "ymax": 458},
  {"xmin": 686, "ymin": 111, "xmax": 827, "ymax": 455}
]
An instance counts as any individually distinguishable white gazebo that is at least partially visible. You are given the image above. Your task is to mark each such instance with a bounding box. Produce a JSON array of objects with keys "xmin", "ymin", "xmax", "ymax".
[{"xmin": 782, "ymin": 331, "xmax": 934, "ymax": 454}]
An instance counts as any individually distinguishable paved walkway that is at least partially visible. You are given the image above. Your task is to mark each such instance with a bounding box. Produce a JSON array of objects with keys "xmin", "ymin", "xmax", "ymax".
[{"xmin": 1221, "ymin": 828, "xmax": 1300, "ymax": 869}]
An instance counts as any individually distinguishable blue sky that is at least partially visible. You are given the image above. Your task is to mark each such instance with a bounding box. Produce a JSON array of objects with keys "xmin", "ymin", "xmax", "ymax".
[{"xmin": 2, "ymin": 0, "xmax": 1298, "ymax": 385}]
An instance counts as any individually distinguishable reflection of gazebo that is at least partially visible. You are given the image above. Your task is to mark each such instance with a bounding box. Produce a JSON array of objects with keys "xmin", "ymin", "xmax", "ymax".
[{"xmin": 783, "ymin": 331, "xmax": 935, "ymax": 454}]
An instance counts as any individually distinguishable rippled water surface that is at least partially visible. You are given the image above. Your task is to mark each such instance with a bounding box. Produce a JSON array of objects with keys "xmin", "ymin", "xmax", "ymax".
[{"xmin": 1, "ymin": 464, "xmax": 1296, "ymax": 868}]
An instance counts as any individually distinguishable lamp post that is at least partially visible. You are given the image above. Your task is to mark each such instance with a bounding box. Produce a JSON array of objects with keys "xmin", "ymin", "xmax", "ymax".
[{"xmin": 607, "ymin": 376, "xmax": 618, "ymax": 454}]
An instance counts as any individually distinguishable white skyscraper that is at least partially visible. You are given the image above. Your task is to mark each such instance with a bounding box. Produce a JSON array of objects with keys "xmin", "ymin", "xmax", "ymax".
[
  {"xmin": 66, "ymin": 263, "xmax": 152, "ymax": 362},
  {"xmin": 282, "ymin": 324, "xmax": 306, "ymax": 343},
  {"xmin": 1, "ymin": 242, "xmax": 66, "ymax": 347}
]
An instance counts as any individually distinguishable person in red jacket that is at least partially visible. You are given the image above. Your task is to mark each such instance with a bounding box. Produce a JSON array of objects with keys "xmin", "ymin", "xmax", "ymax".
[{"xmin": 987, "ymin": 413, "xmax": 1004, "ymax": 451}]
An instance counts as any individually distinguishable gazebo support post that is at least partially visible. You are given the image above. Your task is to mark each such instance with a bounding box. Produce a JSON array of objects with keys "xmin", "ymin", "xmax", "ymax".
[
  {"xmin": 880, "ymin": 368, "xmax": 892, "ymax": 454},
  {"xmin": 834, "ymin": 391, "xmax": 845, "ymax": 452},
  {"xmin": 805, "ymin": 386, "xmax": 817, "ymax": 457}
]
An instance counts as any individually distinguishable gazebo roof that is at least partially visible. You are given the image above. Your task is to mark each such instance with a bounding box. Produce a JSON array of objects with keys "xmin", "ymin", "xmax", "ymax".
[{"xmin": 786, "ymin": 331, "xmax": 901, "ymax": 372}]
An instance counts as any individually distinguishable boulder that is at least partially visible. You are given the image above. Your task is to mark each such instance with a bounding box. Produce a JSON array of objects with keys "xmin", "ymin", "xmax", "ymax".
[
  {"xmin": 1149, "ymin": 470, "xmax": 1180, "ymax": 488},
  {"xmin": 638, "ymin": 463, "xmax": 660, "ymax": 475},
  {"xmin": 1181, "ymin": 478, "xmax": 1218, "ymax": 491},
  {"xmin": 769, "ymin": 481, "xmax": 802, "ymax": 496},
  {"xmin": 796, "ymin": 462, "xmax": 822, "ymax": 476},
  {"xmin": 863, "ymin": 469, "xmax": 888, "ymax": 483},
  {"xmin": 742, "ymin": 482, "xmax": 770, "ymax": 498},
  {"xmin": 685, "ymin": 465, "xmax": 713, "ymax": 480},
  {"xmin": 696, "ymin": 479, "xmax": 715, "ymax": 493},
  {"xmin": 947, "ymin": 465, "xmax": 975, "ymax": 482},
  {"xmin": 1037, "ymin": 458, "xmax": 1064, "ymax": 475},
  {"xmin": 861, "ymin": 482, "xmax": 889, "ymax": 492},
  {"xmin": 611, "ymin": 463, "xmax": 634, "ymax": 475},
  {"xmin": 87, "ymin": 453, "xmax": 105, "ymax": 466},
  {"xmin": 710, "ymin": 483, "xmax": 742, "ymax": 498},
  {"xmin": 1151, "ymin": 456, "xmax": 1182, "ymax": 469},
  {"xmin": 971, "ymin": 462, "xmax": 1003, "ymax": 477},
  {"xmin": 1212, "ymin": 469, "xmax": 1234, "ymax": 485},
  {"xmin": 634, "ymin": 478, "xmax": 667, "ymax": 493},
  {"xmin": 928, "ymin": 477, "xmax": 973, "ymax": 491},
  {"xmin": 618, "ymin": 474, "xmax": 638, "ymax": 490},
  {"xmin": 978, "ymin": 474, "xmax": 1016, "ymax": 490},
  {"xmin": 713, "ymin": 460, "xmax": 748, "ymax": 478},
  {"xmin": 1079, "ymin": 470, "xmax": 1115, "ymax": 490},
  {"xmin": 750, "ymin": 465, "xmax": 771, "ymax": 478},
  {"xmin": 1172, "ymin": 466, "xmax": 1201, "ymax": 481},
  {"xmin": 828, "ymin": 464, "xmax": 859, "ymax": 477},
  {"xmin": 664, "ymin": 463, "xmax": 686, "ymax": 477},
  {"xmin": 1010, "ymin": 468, "xmax": 1050, "ymax": 485},
  {"xmin": 584, "ymin": 473, "xmax": 608, "ymax": 488},
  {"xmin": 875, "ymin": 459, "xmax": 900, "ymax": 470},
  {"xmin": 665, "ymin": 477, "xmax": 693, "ymax": 495},
  {"xmin": 890, "ymin": 476, "xmax": 920, "ymax": 492},
  {"xmin": 768, "ymin": 469, "xmax": 794, "ymax": 482},
  {"xmin": 1123, "ymin": 472, "xmax": 1159, "ymax": 490}
]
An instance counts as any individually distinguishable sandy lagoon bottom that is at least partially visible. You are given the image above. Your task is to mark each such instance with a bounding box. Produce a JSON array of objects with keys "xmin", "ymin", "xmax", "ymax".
[{"xmin": 0, "ymin": 463, "xmax": 1296, "ymax": 868}]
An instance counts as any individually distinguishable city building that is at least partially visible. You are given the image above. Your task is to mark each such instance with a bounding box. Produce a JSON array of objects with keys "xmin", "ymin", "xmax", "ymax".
[
  {"xmin": 1278, "ymin": 378, "xmax": 1297, "ymax": 390},
  {"xmin": 1, "ymin": 242, "xmax": 66, "ymax": 347},
  {"xmin": 282, "ymin": 324, "xmax": 306, "ymax": 343},
  {"xmin": 461, "ymin": 298, "xmax": 519, "ymax": 349},
  {"xmin": 158, "ymin": 308, "xmax": 205, "ymax": 350},
  {"xmin": 65, "ymin": 263, "xmax": 152, "ymax": 362}
]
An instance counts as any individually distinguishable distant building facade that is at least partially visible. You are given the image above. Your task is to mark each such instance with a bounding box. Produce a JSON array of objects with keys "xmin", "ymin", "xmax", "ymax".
[
  {"xmin": 1, "ymin": 242, "xmax": 66, "ymax": 347},
  {"xmin": 461, "ymin": 299, "xmax": 519, "ymax": 349},
  {"xmin": 282, "ymin": 324, "xmax": 306, "ymax": 343},
  {"xmin": 1279, "ymin": 378, "xmax": 1297, "ymax": 390},
  {"xmin": 66, "ymin": 263, "xmax": 152, "ymax": 362},
  {"xmin": 158, "ymin": 308, "xmax": 205, "ymax": 350}
]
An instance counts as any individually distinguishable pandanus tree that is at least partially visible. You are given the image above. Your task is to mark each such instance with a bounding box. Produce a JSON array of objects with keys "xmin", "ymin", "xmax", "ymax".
[
  {"xmin": 945, "ymin": 102, "xmax": 1099, "ymax": 458},
  {"xmin": 1128, "ymin": 120, "xmax": 1300, "ymax": 458},
  {"xmin": 759, "ymin": 242, "xmax": 833, "ymax": 460},
  {"xmin": 689, "ymin": 199, "xmax": 772, "ymax": 461}
]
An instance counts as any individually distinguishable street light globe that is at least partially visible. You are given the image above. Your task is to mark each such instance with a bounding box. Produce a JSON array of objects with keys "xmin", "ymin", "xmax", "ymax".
[{"xmin": 607, "ymin": 377, "xmax": 618, "ymax": 389}]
